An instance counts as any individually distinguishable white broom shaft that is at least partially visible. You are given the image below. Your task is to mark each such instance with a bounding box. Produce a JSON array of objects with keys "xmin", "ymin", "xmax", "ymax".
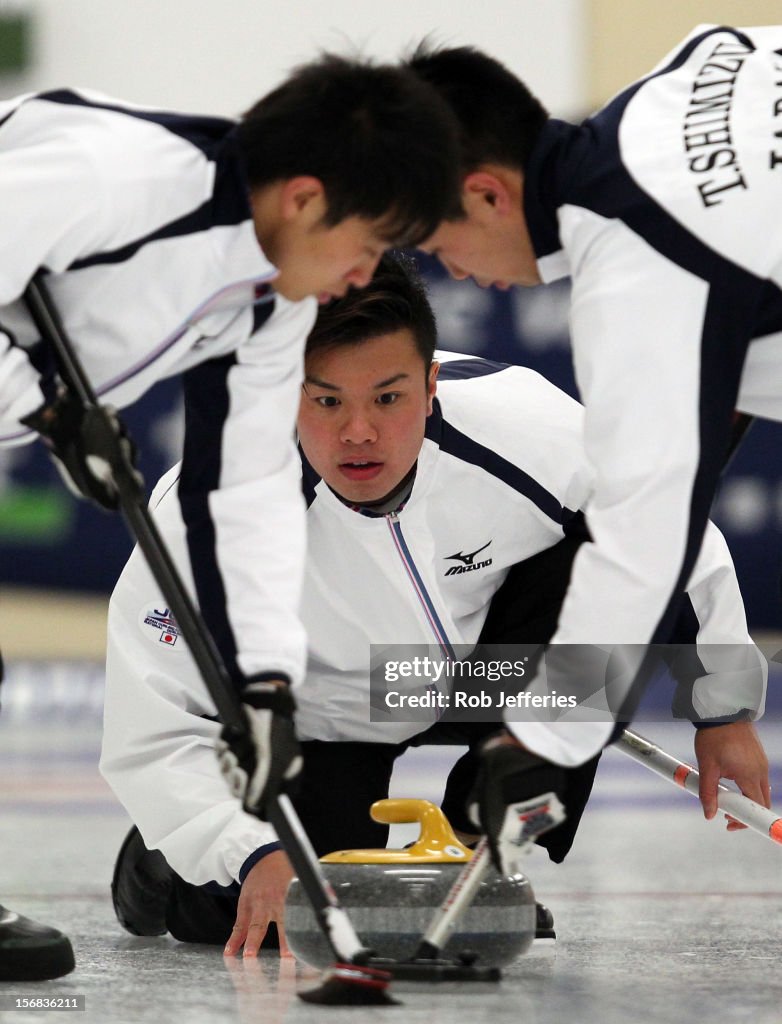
[
  {"xmin": 618, "ymin": 729, "xmax": 782, "ymax": 845},
  {"xmin": 418, "ymin": 837, "xmax": 493, "ymax": 951}
]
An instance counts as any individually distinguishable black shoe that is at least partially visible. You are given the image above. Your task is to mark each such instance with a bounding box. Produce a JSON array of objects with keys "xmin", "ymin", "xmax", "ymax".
[
  {"xmin": 0, "ymin": 905, "xmax": 75, "ymax": 981},
  {"xmin": 534, "ymin": 901, "xmax": 556, "ymax": 941},
  {"xmin": 111, "ymin": 826, "xmax": 173, "ymax": 937}
]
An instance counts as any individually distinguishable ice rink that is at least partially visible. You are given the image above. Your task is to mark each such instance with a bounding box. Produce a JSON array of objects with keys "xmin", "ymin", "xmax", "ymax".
[{"xmin": 2, "ymin": 661, "xmax": 781, "ymax": 1024}]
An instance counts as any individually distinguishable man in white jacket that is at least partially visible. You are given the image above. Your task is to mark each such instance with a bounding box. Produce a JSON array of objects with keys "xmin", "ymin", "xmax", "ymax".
[
  {"xmin": 408, "ymin": 24, "xmax": 780, "ymax": 874},
  {"xmin": 101, "ymin": 254, "xmax": 768, "ymax": 958},
  {"xmin": 0, "ymin": 60, "xmax": 460, "ymax": 980}
]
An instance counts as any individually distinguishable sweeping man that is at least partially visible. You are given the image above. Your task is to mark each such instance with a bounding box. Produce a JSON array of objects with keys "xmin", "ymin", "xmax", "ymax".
[
  {"xmin": 0, "ymin": 58, "xmax": 459, "ymax": 980},
  {"xmin": 407, "ymin": 23, "xmax": 780, "ymax": 874}
]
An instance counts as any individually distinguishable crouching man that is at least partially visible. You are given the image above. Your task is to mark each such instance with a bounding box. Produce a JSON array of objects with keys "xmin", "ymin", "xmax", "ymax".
[{"xmin": 101, "ymin": 254, "xmax": 768, "ymax": 956}]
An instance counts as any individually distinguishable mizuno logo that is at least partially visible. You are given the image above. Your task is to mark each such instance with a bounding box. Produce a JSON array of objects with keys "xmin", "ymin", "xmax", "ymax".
[
  {"xmin": 446, "ymin": 541, "xmax": 492, "ymax": 566},
  {"xmin": 444, "ymin": 541, "xmax": 493, "ymax": 576}
]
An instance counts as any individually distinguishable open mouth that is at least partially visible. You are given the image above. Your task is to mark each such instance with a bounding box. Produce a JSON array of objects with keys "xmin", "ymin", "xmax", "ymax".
[{"xmin": 339, "ymin": 460, "xmax": 384, "ymax": 482}]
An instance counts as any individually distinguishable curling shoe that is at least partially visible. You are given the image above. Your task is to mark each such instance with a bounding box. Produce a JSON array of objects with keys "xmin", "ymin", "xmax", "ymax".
[
  {"xmin": 534, "ymin": 901, "xmax": 556, "ymax": 941},
  {"xmin": 111, "ymin": 826, "xmax": 173, "ymax": 936},
  {"xmin": 0, "ymin": 905, "xmax": 75, "ymax": 981}
]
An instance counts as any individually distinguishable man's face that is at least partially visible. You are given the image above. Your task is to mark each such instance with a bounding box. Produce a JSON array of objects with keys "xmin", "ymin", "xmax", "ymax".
[
  {"xmin": 297, "ymin": 329, "xmax": 438, "ymax": 505},
  {"xmin": 271, "ymin": 207, "xmax": 388, "ymax": 304},
  {"xmin": 419, "ymin": 171, "xmax": 541, "ymax": 288}
]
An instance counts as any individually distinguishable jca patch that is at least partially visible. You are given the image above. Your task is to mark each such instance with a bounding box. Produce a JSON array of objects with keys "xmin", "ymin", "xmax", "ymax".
[{"xmin": 139, "ymin": 605, "xmax": 182, "ymax": 651}]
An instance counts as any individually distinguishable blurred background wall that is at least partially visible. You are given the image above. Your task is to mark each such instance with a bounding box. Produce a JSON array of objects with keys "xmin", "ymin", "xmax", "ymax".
[
  {"xmin": 586, "ymin": 0, "xmax": 781, "ymax": 107},
  {"xmin": 0, "ymin": 0, "xmax": 586, "ymax": 115},
  {"xmin": 1, "ymin": 0, "xmax": 780, "ymax": 658}
]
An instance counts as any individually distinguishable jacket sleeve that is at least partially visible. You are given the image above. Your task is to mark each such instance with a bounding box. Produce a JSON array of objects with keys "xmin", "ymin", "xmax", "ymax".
[
  {"xmin": 99, "ymin": 468, "xmax": 279, "ymax": 886},
  {"xmin": 0, "ymin": 93, "xmax": 230, "ymax": 441},
  {"xmin": 549, "ymin": 213, "xmax": 726, "ymax": 651},
  {"xmin": 0, "ymin": 329, "xmax": 46, "ymax": 442},
  {"xmin": 501, "ymin": 216, "xmax": 759, "ymax": 764},
  {"xmin": 0, "ymin": 123, "xmax": 109, "ymax": 437},
  {"xmin": 676, "ymin": 521, "xmax": 767, "ymax": 722},
  {"xmin": 178, "ymin": 295, "xmax": 316, "ymax": 689}
]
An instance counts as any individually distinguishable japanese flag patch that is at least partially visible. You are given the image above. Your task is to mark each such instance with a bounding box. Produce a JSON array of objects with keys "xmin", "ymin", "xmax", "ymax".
[{"xmin": 139, "ymin": 605, "xmax": 183, "ymax": 651}]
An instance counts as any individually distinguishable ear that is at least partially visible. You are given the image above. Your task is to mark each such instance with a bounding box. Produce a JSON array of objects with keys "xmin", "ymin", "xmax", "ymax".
[
  {"xmin": 426, "ymin": 360, "xmax": 439, "ymax": 414},
  {"xmin": 462, "ymin": 168, "xmax": 518, "ymax": 217},
  {"xmin": 278, "ymin": 176, "xmax": 327, "ymax": 221}
]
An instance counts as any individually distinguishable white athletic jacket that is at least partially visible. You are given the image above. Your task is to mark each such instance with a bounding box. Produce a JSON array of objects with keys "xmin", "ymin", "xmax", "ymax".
[
  {"xmin": 101, "ymin": 354, "xmax": 761, "ymax": 886},
  {"xmin": 0, "ymin": 89, "xmax": 315, "ymax": 689},
  {"xmin": 515, "ymin": 24, "xmax": 782, "ymax": 763}
]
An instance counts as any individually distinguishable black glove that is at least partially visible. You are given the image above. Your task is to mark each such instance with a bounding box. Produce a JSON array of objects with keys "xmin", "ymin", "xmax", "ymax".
[
  {"xmin": 215, "ymin": 679, "xmax": 303, "ymax": 818},
  {"xmin": 21, "ymin": 389, "xmax": 143, "ymax": 510},
  {"xmin": 467, "ymin": 732, "xmax": 567, "ymax": 876}
]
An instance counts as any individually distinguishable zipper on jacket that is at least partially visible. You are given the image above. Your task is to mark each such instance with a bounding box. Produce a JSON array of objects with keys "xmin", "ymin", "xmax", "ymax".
[{"xmin": 386, "ymin": 512, "xmax": 455, "ymax": 664}]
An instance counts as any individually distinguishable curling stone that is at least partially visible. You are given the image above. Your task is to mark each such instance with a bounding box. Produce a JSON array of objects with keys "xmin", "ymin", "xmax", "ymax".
[{"xmin": 285, "ymin": 798, "xmax": 535, "ymax": 969}]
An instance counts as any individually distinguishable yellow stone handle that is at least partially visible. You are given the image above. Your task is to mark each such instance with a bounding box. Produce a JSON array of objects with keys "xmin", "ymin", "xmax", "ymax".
[
  {"xmin": 368, "ymin": 797, "xmax": 443, "ymax": 825},
  {"xmin": 321, "ymin": 798, "xmax": 473, "ymax": 863}
]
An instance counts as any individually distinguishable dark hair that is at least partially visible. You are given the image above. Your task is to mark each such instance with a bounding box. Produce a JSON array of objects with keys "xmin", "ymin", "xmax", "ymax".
[
  {"xmin": 237, "ymin": 54, "xmax": 462, "ymax": 247},
  {"xmin": 306, "ymin": 252, "xmax": 436, "ymax": 368},
  {"xmin": 406, "ymin": 43, "xmax": 549, "ymax": 177}
]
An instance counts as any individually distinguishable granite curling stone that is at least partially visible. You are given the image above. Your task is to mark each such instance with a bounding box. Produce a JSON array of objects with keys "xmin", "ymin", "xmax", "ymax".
[{"xmin": 285, "ymin": 798, "xmax": 535, "ymax": 969}]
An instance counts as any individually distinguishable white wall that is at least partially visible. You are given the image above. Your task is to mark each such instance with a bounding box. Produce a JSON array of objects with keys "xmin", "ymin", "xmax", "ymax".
[{"xmin": 2, "ymin": 0, "xmax": 586, "ymax": 116}]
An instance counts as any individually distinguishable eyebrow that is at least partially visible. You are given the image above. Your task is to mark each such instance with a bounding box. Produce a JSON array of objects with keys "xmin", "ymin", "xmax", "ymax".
[{"xmin": 304, "ymin": 372, "xmax": 410, "ymax": 392}]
